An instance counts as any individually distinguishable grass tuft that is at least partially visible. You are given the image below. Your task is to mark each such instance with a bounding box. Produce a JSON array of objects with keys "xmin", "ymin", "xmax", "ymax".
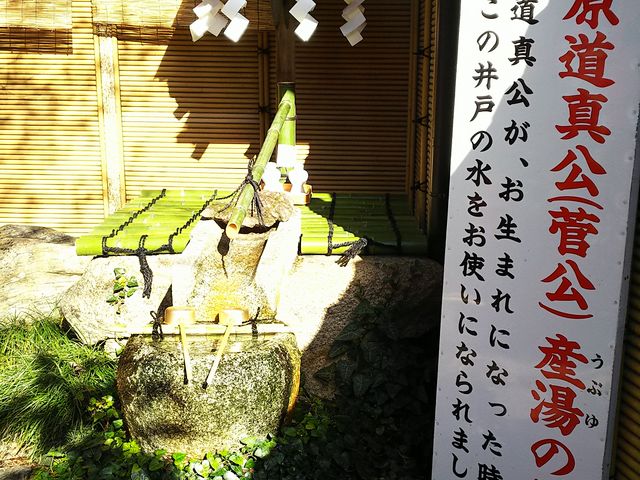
[{"xmin": 0, "ymin": 312, "xmax": 116, "ymax": 455}]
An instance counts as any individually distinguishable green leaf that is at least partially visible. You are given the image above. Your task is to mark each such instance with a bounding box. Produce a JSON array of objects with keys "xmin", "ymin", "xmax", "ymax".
[
  {"xmin": 335, "ymin": 359, "xmax": 357, "ymax": 384},
  {"xmin": 229, "ymin": 453, "xmax": 245, "ymax": 466},
  {"xmin": 328, "ymin": 342, "xmax": 351, "ymax": 358},
  {"xmin": 353, "ymin": 372, "xmax": 373, "ymax": 397},
  {"xmin": 172, "ymin": 452, "xmax": 188, "ymax": 470},
  {"xmin": 313, "ymin": 364, "xmax": 335, "ymax": 383},
  {"xmin": 106, "ymin": 296, "xmax": 118, "ymax": 304},
  {"xmin": 114, "ymin": 268, "xmax": 126, "ymax": 276},
  {"xmin": 148, "ymin": 457, "xmax": 163, "ymax": 472},
  {"xmin": 127, "ymin": 277, "xmax": 139, "ymax": 287},
  {"xmin": 126, "ymin": 289, "xmax": 136, "ymax": 297},
  {"xmin": 335, "ymin": 327, "xmax": 366, "ymax": 343},
  {"xmin": 208, "ymin": 454, "xmax": 222, "ymax": 470},
  {"xmin": 283, "ymin": 427, "xmax": 297, "ymax": 437}
]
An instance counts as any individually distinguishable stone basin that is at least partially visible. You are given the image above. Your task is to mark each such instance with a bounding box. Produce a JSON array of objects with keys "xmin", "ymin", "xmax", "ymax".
[{"xmin": 116, "ymin": 332, "xmax": 300, "ymax": 456}]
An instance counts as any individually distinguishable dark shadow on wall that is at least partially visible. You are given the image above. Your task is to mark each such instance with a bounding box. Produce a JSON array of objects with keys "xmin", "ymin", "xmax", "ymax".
[
  {"xmin": 116, "ymin": 0, "xmax": 263, "ymax": 166},
  {"xmin": 0, "ymin": 27, "xmax": 72, "ymax": 53},
  {"xmin": 253, "ymin": 256, "xmax": 443, "ymax": 479},
  {"xmin": 155, "ymin": 16, "xmax": 261, "ymax": 162},
  {"xmin": 292, "ymin": 0, "xmax": 412, "ymax": 194}
]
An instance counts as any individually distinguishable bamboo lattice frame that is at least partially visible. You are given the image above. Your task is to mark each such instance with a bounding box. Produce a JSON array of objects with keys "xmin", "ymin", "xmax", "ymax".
[
  {"xmin": 0, "ymin": 0, "xmax": 72, "ymax": 29},
  {"xmin": 91, "ymin": 0, "xmax": 273, "ymax": 31}
]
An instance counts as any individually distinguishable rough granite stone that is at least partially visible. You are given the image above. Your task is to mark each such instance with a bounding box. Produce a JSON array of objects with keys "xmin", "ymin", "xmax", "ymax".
[
  {"xmin": 60, "ymin": 218, "xmax": 300, "ymax": 345},
  {"xmin": 0, "ymin": 225, "xmax": 91, "ymax": 321},
  {"xmin": 59, "ymin": 252, "xmax": 181, "ymax": 345},
  {"xmin": 276, "ymin": 256, "xmax": 443, "ymax": 398},
  {"xmin": 116, "ymin": 333, "xmax": 300, "ymax": 456},
  {"xmin": 203, "ymin": 190, "xmax": 295, "ymax": 229}
]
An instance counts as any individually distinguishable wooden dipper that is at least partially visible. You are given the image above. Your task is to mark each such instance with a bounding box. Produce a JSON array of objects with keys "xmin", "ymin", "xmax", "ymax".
[
  {"xmin": 164, "ymin": 306, "xmax": 196, "ymax": 385},
  {"xmin": 202, "ymin": 308, "xmax": 248, "ymax": 389}
]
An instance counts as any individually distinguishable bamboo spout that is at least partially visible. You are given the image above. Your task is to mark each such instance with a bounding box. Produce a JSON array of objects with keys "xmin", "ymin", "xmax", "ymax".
[{"xmin": 225, "ymin": 88, "xmax": 295, "ymax": 238}]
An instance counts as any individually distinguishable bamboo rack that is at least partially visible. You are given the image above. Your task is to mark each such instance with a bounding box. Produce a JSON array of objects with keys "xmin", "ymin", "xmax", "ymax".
[
  {"xmin": 75, "ymin": 189, "xmax": 231, "ymax": 255},
  {"xmin": 123, "ymin": 322, "xmax": 293, "ymax": 337},
  {"xmin": 297, "ymin": 192, "xmax": 427, "ymax": 256}
]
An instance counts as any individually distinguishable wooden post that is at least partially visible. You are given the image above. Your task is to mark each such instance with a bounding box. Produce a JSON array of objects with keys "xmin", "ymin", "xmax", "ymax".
[
  {"xmin": 94, "ymin": 28, "xmax": 125, "ymax": 215},
  {"xmin": 272, "ymin": 0, "xmax": 296, "ymax": 85}
]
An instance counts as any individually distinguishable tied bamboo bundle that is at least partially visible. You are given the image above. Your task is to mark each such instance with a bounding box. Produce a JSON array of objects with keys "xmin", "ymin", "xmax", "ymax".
[
  {"xmin": 225, "ymin": 88, "xmax": 295, "ymax": 238},
  {"xmin": 297, "ymin": 193, "xmax": 428, "ymax": 257},
  {"xmin": 75, "ymin": 189, "xmax": 230, "ymax": 256}
]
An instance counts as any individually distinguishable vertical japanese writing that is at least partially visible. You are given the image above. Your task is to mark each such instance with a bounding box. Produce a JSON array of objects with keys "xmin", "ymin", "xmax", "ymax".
[
  {"xmin": 433, "ymin": 1, "xmax": 638, "ymax": 478},
  {"xmin": 531, "ymin": 1, "xmax": 620, "ymax": 476}
]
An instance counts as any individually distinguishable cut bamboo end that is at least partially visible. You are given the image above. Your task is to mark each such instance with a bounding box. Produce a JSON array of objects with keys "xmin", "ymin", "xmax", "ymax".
[
  {"xmin": 218, "ymin": 308, "xmax": 249, "ymax": 326},
  {"xmin": 225, "ymin": 222, "xmax": 240, "ymax": 239},
  {"xmin": 163, "ymin": 306, "xmax": 196, "ymax": 326}
]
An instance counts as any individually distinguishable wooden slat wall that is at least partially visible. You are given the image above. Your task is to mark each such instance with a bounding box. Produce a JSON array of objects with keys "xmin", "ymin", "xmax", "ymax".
[
  {"xmin": 275, "ymin": 0, "xmax": 411, "ymax": 193},
  {"xmin": 0, "ymin": 0, "xmax": 104, "ymax": 235},
  {"xmin": 614, "ymin": 205, "xmax": 640, "ymax": 479},
  {"xmin": 118, "ymin": 29, "xmax": 262, "ymax": 198},
  {"xmin": 408, "ymin": 0, "xmax": 436, "ymax": 229}
]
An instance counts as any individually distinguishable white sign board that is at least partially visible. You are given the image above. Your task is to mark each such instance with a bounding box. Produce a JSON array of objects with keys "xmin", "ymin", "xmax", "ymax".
[{"xmin": 432, "ymin": 1, "xmax": 640, "ymax": 479}]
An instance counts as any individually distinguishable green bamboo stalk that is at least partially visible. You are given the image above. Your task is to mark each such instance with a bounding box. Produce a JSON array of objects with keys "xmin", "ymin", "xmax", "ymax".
[
  {"xmin": 138, "ymin": 189, "xmax": 230, "ymax": 199},
  {"xmin": 76, "ymin": 233, "xmax": 191, "ymax": 256},
  {"xmin": 299, "ymin": 239, "xmax": 428, "ymax": 255},
  {"xmin": 278, "ymin": 82, "xmax": 296, "ymax": 158},
  {"xmin": 226, "ymin": 89, "xmax": 295, "ymax": 238}
]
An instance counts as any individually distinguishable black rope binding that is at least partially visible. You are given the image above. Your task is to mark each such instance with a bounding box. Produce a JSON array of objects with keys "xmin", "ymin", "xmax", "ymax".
[
  {"xmin": 385, "ymin": 193, "xmax": 403, "ymax": 254},
  {"xmin": 151, "ymin": 311, "xmax": 164, "ymax": 341},
  {"xmin": 326, "ymin": 192, "xmax": 403, "ymax": 267},
  {"xmin": 217, "ymin": 158, "xmax": 265, "ymax": 227},
  {"xmin": 101, "ymin": 189, "xmax": 220, "ymax": 298},
  {"xmin": 326, "ymin": 192, "xmax": 370, "ymax": 266},
  {"xmin": 412, "ymin": 180, "xmax": 429, "ymax": 192}
]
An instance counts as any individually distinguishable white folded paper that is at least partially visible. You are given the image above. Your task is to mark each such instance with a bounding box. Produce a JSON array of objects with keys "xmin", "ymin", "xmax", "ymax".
[
  {"xmin": 224, "ymin": 13, "xmax": 249, "ymax": 42},
  {"xmin": 341, "ymin": 0, "xmax": 366, "ymax": 46},
  {"xmin": 276, "ymin": 144, "xmax": 297, "ymax": 168},
  {"xmin": 190, "ymin": 0, "xmax": 249, "ymax": 43},
  {"xmin": 289, "ymin": 0, "xmax": 318, "ymax": 42},
  {"xmin": 221, "ymin": 0, "xmax": 247, "ymax": 18}
]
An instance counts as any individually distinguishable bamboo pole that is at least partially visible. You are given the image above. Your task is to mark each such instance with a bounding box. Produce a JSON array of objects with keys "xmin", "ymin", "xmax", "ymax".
[
  {"xmin": 76, "ymin": 233, "xmax": 191, "ymax": 255},
  {"xmin": 225, "ymin": 89, "xmax": 295, "ymax": 238},
  {"xmin": 278, "ymin": 82, "xmax": 296, "ymax": 168},
  {"xmin": 123, "ymin": 323, "xmax": 293, "ymax": 337}
]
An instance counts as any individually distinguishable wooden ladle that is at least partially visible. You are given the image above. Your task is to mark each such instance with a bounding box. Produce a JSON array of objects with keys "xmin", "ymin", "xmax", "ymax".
[
  {"xmin": 202, "ymin": 308, "xmax": 248, "ymax": 389},
  {"xmin": 164, "ymin": 306, "xmax": 196, "ymax": 385}
]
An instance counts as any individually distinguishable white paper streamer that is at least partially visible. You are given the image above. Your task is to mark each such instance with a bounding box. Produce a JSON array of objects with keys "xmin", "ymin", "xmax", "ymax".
[
  {"xmin": 340, "ymin": 0, "xmax": 366, "ymax": 46},
  {"xmin": 190, "ymin": 0, "xmax": 228, "ymax": 41},
  {"xmin": 289, "ymin": 0, "xmax": 318, "ymax": 42},
  {"xmin": 190, "ymin": 0, "xmax": 249, "ymax": 43}
]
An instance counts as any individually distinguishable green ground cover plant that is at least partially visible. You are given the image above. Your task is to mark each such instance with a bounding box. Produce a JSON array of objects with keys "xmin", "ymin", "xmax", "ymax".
[{"xmin": 4, "ymin": 270, "xmax": 439, "ymax": 480}]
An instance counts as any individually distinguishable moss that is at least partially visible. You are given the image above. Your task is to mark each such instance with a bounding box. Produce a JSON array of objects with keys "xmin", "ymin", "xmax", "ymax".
[{"xmin": 116, "ymin": 333, "xmax": 300, "ymax": 458}]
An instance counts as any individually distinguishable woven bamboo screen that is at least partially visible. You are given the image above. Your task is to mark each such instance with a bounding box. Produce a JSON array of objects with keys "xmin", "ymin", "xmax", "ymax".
[
  {"xmin": 117, "ymin": 26, "xmax": 262, "ymax": 198},
  {"xmin": 277, "ymin": 0, "xmax": 411, "ymax": 193},
  {"xmin": 613, "ymin": 201, "xmax": 640, "ymax": 479},
  {"xmin": 0, "ymin": 0, "xmax": 72, "ymax": 29},
  {"xmin": 0, "ymin": 0, "xmax": 104, "ymax": 234},
  {"xmin": 91, "ymin": 0, "xmax": 273, "ymax": 30},
  {"xmin": 408, "ymin": 0, "xmax": 437, "ymax": 229}
]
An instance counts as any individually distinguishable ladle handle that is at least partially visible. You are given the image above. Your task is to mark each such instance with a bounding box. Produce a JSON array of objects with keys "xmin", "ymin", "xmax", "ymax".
[
  {"xmin": 179, "ymin": 323, "xmax": 192, "ymax": 385},
  {"xmin": 203, "ymin": 326, "xmax": 232, "ymax": 389}
]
